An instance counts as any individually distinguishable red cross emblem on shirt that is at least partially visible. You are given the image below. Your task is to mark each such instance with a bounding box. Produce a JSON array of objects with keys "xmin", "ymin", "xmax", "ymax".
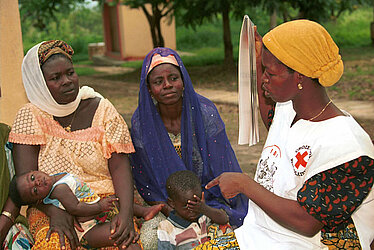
[
  {"xmin": 295, "ymin": 151, "xmax": 308, "ymax": 169},
  {"xmin": 291, "ymin": 146, "xmax": 311, "ymax": 176}
]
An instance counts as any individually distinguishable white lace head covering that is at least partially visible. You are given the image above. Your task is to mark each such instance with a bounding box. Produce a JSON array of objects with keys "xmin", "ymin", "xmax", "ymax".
[{"xmin": 22, "ymin": 42, "xmax": 82, "ymax": 117}]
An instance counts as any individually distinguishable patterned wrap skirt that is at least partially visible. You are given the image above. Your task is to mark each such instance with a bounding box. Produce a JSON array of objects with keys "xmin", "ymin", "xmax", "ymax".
[{"xmin": 28, "ymin": 194, "xmax": 143, "ymax": 250}]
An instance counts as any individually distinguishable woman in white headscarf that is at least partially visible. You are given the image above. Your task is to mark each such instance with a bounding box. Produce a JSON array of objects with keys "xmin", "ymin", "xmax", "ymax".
[{"xmin": 0, "ymin": 40, "xmax": 142, "ymax": 249}]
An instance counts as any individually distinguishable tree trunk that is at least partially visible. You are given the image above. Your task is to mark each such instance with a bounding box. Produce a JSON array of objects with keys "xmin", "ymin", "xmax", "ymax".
[
  {"xmin": 372, "ymin": 0, "xmax": 374, "ymax": 45},
  {"xmin": 270, "ymin": 9, "xmax": 277, "ymax": 29},
  {"xmin": 222, "ymin": 6, "xmax": 234, "ymax": 67},
  {"xmin": 154, "ymin": 5, "xmax": 164, "ymax": 47},
  {"xmin": 150, "ymin": 18, "xmax": 159, "ymax": 48},
  {"xmin": 142, "ymin": 4, "xmax": 165, "ymax": 48},
  {"xmin": 371, "ymin": 22, "xmax": 374, "ymax": 46}
]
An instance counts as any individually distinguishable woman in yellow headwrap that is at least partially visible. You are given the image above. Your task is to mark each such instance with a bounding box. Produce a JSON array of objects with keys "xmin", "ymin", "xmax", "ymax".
[{"xmin": 197, "ymin": 20, "xmax": 374, "ymax": 249}]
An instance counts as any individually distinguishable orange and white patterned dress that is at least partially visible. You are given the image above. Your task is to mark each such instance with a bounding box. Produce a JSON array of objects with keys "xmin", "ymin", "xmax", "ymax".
[{"xmin": 8, "ymin": 98, "xmax": 137, "ymax": 249}]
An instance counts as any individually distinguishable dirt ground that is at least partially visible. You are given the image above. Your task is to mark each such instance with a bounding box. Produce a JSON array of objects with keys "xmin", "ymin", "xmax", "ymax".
[{"xmin": 79, "ymin": 63, "xmax": 374, "ymax": 177}]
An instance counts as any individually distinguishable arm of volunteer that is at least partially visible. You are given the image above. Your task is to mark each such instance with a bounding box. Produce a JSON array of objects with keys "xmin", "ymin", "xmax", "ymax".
[
  {"xmin": 206, "ymin": 172, "xmax": 324, "ymax": 237},
  {"xmin": 298, "ymin": 156, "xmax": 374, "ymax": 234}
]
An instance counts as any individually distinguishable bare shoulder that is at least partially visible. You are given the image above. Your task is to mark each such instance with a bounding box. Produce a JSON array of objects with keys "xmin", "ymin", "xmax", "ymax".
[{"xmin": 49, "ymin": 183, "xmax": 71, "ymax": 199}]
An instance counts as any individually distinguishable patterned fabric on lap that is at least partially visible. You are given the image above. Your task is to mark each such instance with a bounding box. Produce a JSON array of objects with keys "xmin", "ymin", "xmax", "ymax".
[{"xmin": 193, "ymin": 232, "xmax": 239, "ymax": 250}]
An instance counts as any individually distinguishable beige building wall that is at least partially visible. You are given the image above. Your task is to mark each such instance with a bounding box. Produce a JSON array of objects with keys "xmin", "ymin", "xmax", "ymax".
[
  {"xmin": 118, "ymin": 5, "xmax": 176, "ymax": 58},
  {"xmin": 0, "ymin": 0, "xmax": 27, "ymax": 126}
]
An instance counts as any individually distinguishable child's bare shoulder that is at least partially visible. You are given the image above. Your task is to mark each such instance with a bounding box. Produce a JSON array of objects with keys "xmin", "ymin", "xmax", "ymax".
[{"xmin": 49, "ymin": 183, "xmax": 71, "ymax": 199}]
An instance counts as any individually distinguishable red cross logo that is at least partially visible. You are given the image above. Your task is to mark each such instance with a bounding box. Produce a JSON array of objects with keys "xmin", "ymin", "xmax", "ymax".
[{"xmin": 295, "ymin": 151, "xmax": 308, "ymax": 169}]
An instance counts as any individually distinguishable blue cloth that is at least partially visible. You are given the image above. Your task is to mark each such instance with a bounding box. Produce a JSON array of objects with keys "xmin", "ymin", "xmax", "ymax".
[{"xmin": 130, "ymin": 47, "xmax": 248, "ymax": 227}]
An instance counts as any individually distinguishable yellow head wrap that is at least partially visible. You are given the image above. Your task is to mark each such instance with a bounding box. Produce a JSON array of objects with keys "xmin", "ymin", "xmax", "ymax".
[{"xmin": 263, "ymin": 20, "xmax": 343, "ymax": 87}]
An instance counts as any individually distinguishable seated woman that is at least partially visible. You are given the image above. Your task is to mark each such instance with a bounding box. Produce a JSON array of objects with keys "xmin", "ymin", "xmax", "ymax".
[
  {"xmin": 130, "ymin": 48, "xmax": 249, "ymax": 247},
  {"xmin": 0, "ymin": 40, "xmax": 153, "ymax": 249},
  {"xmin": 200, "ymin": 20, "xmax": 374, "ymax": 249}
]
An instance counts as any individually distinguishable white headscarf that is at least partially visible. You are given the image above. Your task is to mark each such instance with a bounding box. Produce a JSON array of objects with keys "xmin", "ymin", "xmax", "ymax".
[{"xmin": 22, "ymin": 42, "xmax": 101, "ymax": 117}]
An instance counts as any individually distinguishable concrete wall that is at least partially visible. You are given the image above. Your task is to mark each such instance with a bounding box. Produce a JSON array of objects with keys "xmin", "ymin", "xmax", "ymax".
[
  {"xmin": 0, "ymin": 0, "xmax": 27, "ymax": 125},
  {"xmin": 118, "ymin": 4, "xmax": 176, "ymax": 59}
]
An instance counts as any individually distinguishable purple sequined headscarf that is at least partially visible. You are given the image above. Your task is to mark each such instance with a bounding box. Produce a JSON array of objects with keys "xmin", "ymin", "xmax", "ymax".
[{"xmin": 130, "ymin": 47, "xmax": 248, "ymax": 227}]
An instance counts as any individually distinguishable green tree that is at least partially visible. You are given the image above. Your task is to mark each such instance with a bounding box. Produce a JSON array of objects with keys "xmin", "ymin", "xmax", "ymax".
[
  {"xmin": 261, "ymin": 0, "xmax": 371, "ymax": 23},
  {"xmin": 176, "ymin": 0, "xmax": 259, "ymax": 67},
  {"xmin": 21, "ymin": 3, "xmax": 103, "ymax": 56},
  {"xmin": 121, "ymin": 0, "xmax": 174, "ymax": 48},
  {"xmin": 370, "ymin": 0, "xmax": 374, "ymax": 46},
  {"xmin": 19, "ymin": 0, "xmax": 85, "ymax": 31}
]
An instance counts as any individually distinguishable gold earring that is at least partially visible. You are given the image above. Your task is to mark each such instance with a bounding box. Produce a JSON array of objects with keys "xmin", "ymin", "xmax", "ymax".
[{"xmin": 297, "ymin": 83, "xmax": 303, "ymax": 90}]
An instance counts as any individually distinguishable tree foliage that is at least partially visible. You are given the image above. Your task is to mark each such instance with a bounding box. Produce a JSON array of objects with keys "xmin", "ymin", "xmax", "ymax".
[
  {"xmin": 261, "ymin": 0, "xmax": 371, "ymax": 22},
  {"xmin": 120, "ymin": 0, "xmax": 174, "ymax": 48},
  {"xmin": 175, "ymin": 0, "xmax": 260, "ymax": 66},
  {"xmin": 19, "ymin": 0, "xmax": 85, "ymax": 31},
  {"xmin": 21, "ymin": 3, "xmax": 103, "ymax": 57}
]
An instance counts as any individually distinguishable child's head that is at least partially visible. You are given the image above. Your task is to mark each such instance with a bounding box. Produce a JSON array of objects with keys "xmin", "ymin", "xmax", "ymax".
[
  {"xmin": 9, "ymin": 170, "xmax": 53, "ymax": 207},
  {"xmin": 166, "ymin": 170, "xmax": 202, "ymax": 221}
]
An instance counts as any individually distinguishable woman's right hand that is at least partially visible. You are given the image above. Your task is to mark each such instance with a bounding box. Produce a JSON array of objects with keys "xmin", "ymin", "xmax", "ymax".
[
  {"xmin": 254, "ymin": 26, "xmax": 263, "ymax": 63},
  {"xmin": 206, "ymin": 172, "xmax": 249, "ymax": 199},
  {"xmin": 45, "ymin": 206, "xmax": 83, "ymax": 249}
]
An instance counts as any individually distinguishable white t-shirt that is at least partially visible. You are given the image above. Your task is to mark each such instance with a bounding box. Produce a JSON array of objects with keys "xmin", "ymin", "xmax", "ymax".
[{"xmin": 235, "ymin": 101, "xmax": 374, "ymax": 249}]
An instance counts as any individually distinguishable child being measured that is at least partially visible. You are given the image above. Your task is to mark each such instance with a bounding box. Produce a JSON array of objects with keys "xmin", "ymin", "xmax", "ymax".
[
  {"xmin": 8, "ymin": 170, "xmax": 163, "ymax": 249},
  {"xmin": 157, "ymin": 170, "xmax": 233, "ymax": 249}
]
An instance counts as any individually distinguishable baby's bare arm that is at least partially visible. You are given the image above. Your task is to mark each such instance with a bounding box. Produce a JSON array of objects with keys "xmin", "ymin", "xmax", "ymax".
[{"xmin": 50, "ymin": 184, "xmax": 116, "ymax": 217}]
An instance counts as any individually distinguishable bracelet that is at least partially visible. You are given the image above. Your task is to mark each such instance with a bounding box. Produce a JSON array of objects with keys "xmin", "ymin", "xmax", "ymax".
[{"xmin": 1, "ymin": 211, "xmax": 15, "ymax": 223}]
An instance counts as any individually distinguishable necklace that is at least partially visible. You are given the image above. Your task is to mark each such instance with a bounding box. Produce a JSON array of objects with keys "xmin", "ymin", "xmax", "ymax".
[
  {"xmin": 63, "ymin": 109, "xmax": 78, "ymax": 132},
  {"xmin": 308, "ymin": 100, "xmax": 332, "ymax": 121}
]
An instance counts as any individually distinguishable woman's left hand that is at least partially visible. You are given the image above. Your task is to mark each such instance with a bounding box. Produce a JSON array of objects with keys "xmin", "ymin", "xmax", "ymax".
[{"xmin": 109, "ymin": 212, "xmax": 139, "ymax": 247}]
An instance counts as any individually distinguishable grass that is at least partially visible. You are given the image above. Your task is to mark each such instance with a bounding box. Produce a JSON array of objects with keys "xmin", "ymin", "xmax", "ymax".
[
  {"xmin": 340, "ymin": 46, "xmax": 374, "ymax": 61},
  {"xmin": 74, "ymin": 67, "xmax": 101, "ymax": 76},
  {"xmin": 324, "ymin": 8, "xmax": 373, "ymax": 48},
  {"xmin": 59, "ymin": 6, "xmax": 374, "ymax": 101}
]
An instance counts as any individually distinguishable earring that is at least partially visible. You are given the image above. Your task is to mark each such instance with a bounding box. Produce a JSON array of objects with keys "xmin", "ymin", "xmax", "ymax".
[
  {"xmin": 151, "ymin": 95, "xmax": 157, "ymax": 105},
  {"xmin": 297, "ymin": 83, "xmax": 303, "ymax": 90}
]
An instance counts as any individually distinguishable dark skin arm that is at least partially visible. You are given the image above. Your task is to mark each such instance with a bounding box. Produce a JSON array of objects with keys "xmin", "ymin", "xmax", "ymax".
[
  {"xmin": 187, "ymin": 192, "xmax": 228, "ymax": 225},
  {"xmin": 146, "ymin": 200, "xmax": 173, "ymax": 217},
  {"xmin": 1, "ymin": 144, "xmax": 36, "ymax": 245},
  {"xmin": 206, "ymin": 172, "xmax": 324, "ymax": 237},
  {"xmin": 108, "ymin": 153, "xmax": 139, "ymax": 248},
  {"xmin": 50, "ymin": 184, "xmax": 118, "ymax": 217},
  {"xmin": 254, "ymin": 26, "xmax": 275, "ymax": 130},
  {"xmin": 1, "ymin": 144, "xmax": 35, "ymax": 245},
  {"xmin": 10, "ymin": 144, "xmax": 82, "ymax": 249},
  {"xmin": 0, "ymin": 198, "xmax": 20, "ymax": 245}
]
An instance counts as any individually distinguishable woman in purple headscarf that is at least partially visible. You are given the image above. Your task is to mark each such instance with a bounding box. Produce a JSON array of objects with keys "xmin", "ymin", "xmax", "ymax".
[{"xmin": 130, "ymin": 47, "xmax": 248, "ymax": 232}]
